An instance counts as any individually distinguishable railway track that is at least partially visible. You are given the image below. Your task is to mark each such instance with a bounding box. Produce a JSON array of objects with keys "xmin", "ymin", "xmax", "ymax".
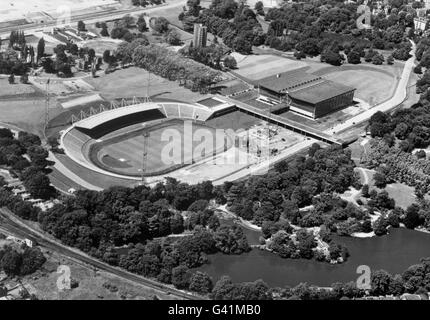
[{"xmin": 0, "ymin": 208, "xmax": 204, "ymax": 300}]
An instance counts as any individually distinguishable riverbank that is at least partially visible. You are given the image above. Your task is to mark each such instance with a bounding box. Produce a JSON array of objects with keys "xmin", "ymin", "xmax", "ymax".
[{"xmin": 215, "ymin": 204, "xmax": 262, "ymax": 232}]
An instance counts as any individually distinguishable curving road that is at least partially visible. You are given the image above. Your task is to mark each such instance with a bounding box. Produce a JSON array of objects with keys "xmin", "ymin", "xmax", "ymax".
[
  {"xmin": 325, "ymin": 41, "xmax": 417, "ymax": 135},
  {"xmin": 0, "ymin": 208, "xmax": 204, "ymax": 300}
]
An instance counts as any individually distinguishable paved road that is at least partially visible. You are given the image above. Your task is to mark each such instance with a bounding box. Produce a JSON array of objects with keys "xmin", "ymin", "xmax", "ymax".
[
  {"xmin": 0, "ymin": 208, "xmax": 203, "ymax": 300},
  {"xmin": 326, "ymin": 41, "xmax": 417, "ymax": 135}
]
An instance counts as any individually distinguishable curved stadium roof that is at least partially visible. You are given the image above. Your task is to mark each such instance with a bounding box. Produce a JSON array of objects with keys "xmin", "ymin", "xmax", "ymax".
[{"xmin": 74, "ymin": 102, "xmax": 163, "ymax": 130}]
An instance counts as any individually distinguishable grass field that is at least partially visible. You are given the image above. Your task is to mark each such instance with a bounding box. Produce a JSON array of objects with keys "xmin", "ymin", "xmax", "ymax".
[
  {"xmin": 26, "ymin": 248, "xmax": 176, "ymax": 300},
  {"xmin": 85, "ymin": 67, "xmax": 212, "ymax": 102},
  {"xmin": 234, "ymin": 50, "xmax": 401, "ymax": 106},
  {"xmin": 94, "ymin": 120, "xmax": 233, "ymax": 176},
  {"xmin": 79, "ymin": 39, "xmax": 122, "ymax": 55},
  {"xmin": 323, "ymin": 69, "xmax": 396, "ymax": 106},
  {"xmin": 385, "ymin": 183, "xmax": 417, "ymax": 210},
  {"xmin": 233, "ymin": 54, "xmax": 308, "ymax": 81},
  {"xmin": 0, "ymin": 98, "xmax": 55, "ymax": 135},
  {"xmin": 0, "ymin": 78, "xmax": 36, "ymax": 97}
]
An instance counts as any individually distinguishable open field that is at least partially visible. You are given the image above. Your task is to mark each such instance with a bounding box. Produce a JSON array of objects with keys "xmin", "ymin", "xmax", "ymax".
[
  {"xmin": 233, "ymin": 54, "xmax": 308, "ymax": 81},
  {"xmin": 79, "ymin": 39, "xmax": 122, "ymax": 55},
  {"xmin": 93, "ymin": 119, "xmax": 233, "ymax": 176},
  {"xmin": 323, "ymin": 69, "xmax": 396, "ymax": 106},
  {"xmin": 0, "ymin": 78, "xmax": 37, "ymax": 97},
  {"xmin": 148, "ymin": 4, "xmax": 182, "ymax": 26},
  {"xmin": 385, "ymin": 183, "xmax": 417, "ymax": 210},
  {"xmin": 85, "ymin": 66, "xmax": 213, "ymax": 102},
  {"xmin": 355, "ymin": 167, "xmax": 417, "ymax": 209},
  {"xmin": 24, "ymin": 248, "xmax": 177, "ymax": 300},
  {"xmin": 0, "ymin": 98, "xmax": 56, "ymax": 135},
  {"xmin": 234, "ymin": 50, "xmax": 402, "ymax": 106}
]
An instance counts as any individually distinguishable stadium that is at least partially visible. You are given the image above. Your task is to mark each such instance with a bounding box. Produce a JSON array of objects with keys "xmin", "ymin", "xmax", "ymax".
[
  {"xmin": 57, "ymin": 95, "xmax": 317, "ymax": 188},
  {"xmin": 60, "ymin": 100, "xmax": 241, "ymax": 181}
]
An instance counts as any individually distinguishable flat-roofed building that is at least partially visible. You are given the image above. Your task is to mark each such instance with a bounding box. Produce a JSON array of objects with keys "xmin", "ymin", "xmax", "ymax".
[{"xmin": 257, "ymin": 69, "xmax": 355, "ymax": 119}]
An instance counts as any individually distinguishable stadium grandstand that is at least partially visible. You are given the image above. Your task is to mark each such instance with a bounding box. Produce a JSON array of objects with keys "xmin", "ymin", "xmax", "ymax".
[{"xmin": 61, "ymin": 101, "xmax": 220, "ymax": 180}]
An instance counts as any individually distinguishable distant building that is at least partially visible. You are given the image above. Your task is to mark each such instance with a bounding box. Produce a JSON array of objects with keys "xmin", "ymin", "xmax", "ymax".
[
  {"xmin": 422, "ymin": 0, "xmax": 430, "ymax": 10},
  {"xmin": 257, "ymin": 69, "xmax": 355, "ymax": 119},
  {"xmin": 193, "ymin": 24, "xmax": 207, "ymax": 48},
  {"xmin": 6, "ymin": 236, "xmax": 33, "ymax": 248},
  {"xmin": 414, "ymin": 16, "xmax": 429, "ymax": 31}
]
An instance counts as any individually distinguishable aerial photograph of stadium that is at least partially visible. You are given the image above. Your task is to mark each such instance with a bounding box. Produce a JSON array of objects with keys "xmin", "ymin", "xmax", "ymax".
[{"xmin": 1, "ymin": 0, "xmax": 430, "ymax": 312}]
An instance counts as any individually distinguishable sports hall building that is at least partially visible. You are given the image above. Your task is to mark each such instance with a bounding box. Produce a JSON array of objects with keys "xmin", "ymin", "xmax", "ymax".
[{"xmin": 257, "ymin": 69, "xmax": 356, "ymax": 119}]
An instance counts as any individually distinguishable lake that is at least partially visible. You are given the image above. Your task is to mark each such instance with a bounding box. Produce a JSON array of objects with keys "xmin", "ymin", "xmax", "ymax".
[{"xmin": 200, "ymin": 226, "xmax": 430, "ymax": 287}]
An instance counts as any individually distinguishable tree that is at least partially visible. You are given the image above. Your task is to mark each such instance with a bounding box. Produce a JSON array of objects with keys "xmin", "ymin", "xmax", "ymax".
[
  {"xmin": 152, "ymin": 17, "xmax": 170, "ymax": 34},
  {"xmin": 320, "ymin": 49, "xmax": 343, "ymax": 66},
  {"xmin": 373, "ymin": 172, "xmax": 387, "ymax": 188},
  {"xmin": 101, "ymin": 25, "xmax": 109, "ymax": 37},
  {"xmin": 165, "ymin": 29, "xmax": 181, "ymax": 45},
  {"xmin": 404, "ymin": 204, "xmax": 422, "ymax": 229},
  {"xmin": 255, "ymin": 1, "xmax": 264, "ymax": 15},
  {"xmin": 171, "ymin": 265, "xmax": 191, "ymax": 289},
  {"xmin": 372, "ymin": 53, "xmax": 384, "ymax": 65},
  {"xmin": 387, "ymin": 55, "xmax": 394, "ymax": 65},
  {"xmin": 361, "ymin": 184, "xmax": 369, "ymax": 197},
  {"xmin": 0, "ymin": 249, "xmax": 22, "ymax": 276},
  {"xmin": 37, "ymin": 38, "xmax": 45, "ymax": 61},
  {"xmin": 188, "ymin": 199, "xmax": 208, "ymax": 212},
  {"xmin": 20, "ymin": 74, "xmax": 29, "ymax": 84},
  {"xmin": 20, "ymin": 247, "xmax": 46, "ymax": 275},
  {"xmin": 186, "ymin": 0, "xmax": 202, "ymax": 16},
  {"xmin": 137, "ymin": 14, "xmax": 148, "ymax": 32},
  {"xmin": 18, "ymin": 131, "xmax": 41, "ymax": 148},
  {"xmin": 414, "ymin": 65, "xmax": 423, "ymax": 74},
  {"xmin": 189, "ymin": 271, "xmax": 213, "ymax": 294},
  {"xmin": 347, "ymin": 50, "xmax": 361, "ymax": 64},
  {"xmin": 223, "ymin": 55, "xmax": 237, "ymax": 69},
  {"xmin": 373, "ymin": 216, "xmax": 389, "ymax": 236},
  {"xmin": 122, "ymin": 15, "xmax": 136, "ymax": 28},
  {"xmin": 22, "ymin": 170, "xmax": 55, "ymax": 200},
  {"xmin": 77, "ymin": 21, "xmax": 86, "ymax": 32},
  {"xmin": 371, "ymin": 270, "xmax": 394, "ymax": 296},
  {"xmin": 103, "ymin": 50, "xmax": 112, "ymax": 64},
  {"xmin": 211, "ymin": 276, "xmax": 235, "ymax": 299},
  {"xmin": 364, "ymin": 49, "xmax": 377, "ymax": 62}
]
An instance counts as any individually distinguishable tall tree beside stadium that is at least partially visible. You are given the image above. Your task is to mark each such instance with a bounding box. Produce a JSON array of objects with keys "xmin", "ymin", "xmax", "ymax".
[{"xmin": 37, "ymin": 38, "xmax": 45, "ymax": 61}]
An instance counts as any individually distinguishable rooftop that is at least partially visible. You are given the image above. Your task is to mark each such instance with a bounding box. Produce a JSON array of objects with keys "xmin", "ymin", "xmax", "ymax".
[
  {"xmin": 288, "ymin": 80, "xmax": 355, "ymax": 104},
  {"xmin": 258, "ymin": 69, "xmax": 322, "ymax": 93}
]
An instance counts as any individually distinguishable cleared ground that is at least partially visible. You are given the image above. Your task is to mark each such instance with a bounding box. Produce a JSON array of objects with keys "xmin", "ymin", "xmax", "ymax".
[
  {"xmin": 85, "ymin": 67, "xmax": 212, "ymax": 102},
  {"xmin": 25, "ymin": 248, "xmax": 178, "ymax": 300},
  {"xmin": 384, "ymin": 183, "xmax": 417, "ymax": 210},
  {"xmin": 0, "ymin": 98, "xmax": 53, "ymax": 135},
  {"xmin": 94, "ymin": 119, "xmax": 233, "ymax": 176},
  {"xmin": 234, "ymin": 51, "xmax": 401, "ymax": 107},
  {"xmin": 323, "ymin": 69, "xmax": 396, "ymax": 106},
  {"xmin": 79, "ymin": 39, "xmax": 122, "ymax": 55},
  {"xmin": 0, "ymin": 78, "xmax": 36, "ymax": 96},
  {"xmin": 234, "ymin": 54, "xmax": 307, "ymax": 81}
]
